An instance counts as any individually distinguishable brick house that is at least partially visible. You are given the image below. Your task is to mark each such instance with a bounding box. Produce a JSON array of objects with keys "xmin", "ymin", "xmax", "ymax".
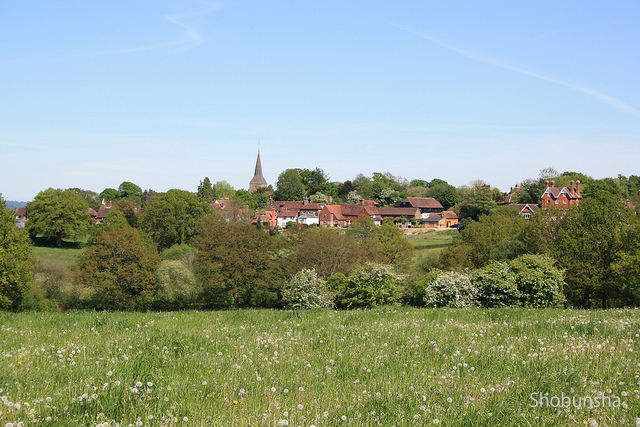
[{"xmin": 541, "ymin": 180, "xmax": 582, "ymax": 209}]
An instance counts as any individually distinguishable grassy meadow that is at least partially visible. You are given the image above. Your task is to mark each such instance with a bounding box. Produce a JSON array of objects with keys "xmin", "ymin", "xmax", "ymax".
[
  {"xmin": 408, "ymin": 230, "xmax": 457, "ymax": 261},
  {"xmin": 1, "ymin": 308, "xmax": 639, "ymax": 426}
]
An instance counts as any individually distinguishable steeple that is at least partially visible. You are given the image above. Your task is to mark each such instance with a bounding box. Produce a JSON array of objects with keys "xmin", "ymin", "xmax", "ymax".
[{"xmin": 249, "ymin": 150, "xmax": 268, "ymax": 193}]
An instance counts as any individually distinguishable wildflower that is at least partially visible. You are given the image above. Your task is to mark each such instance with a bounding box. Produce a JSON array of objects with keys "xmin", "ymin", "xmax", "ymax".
[
  {"xmin": 136, "ymin": 381, "xmax": 143, "ymax": 387},
  {"xmin": 433, "ymin": 420, "xmax": 440, "ymax": 425},
  {"xmin": 147, "ymin": 382, "xmax": 153, "ymax": 387},
  {"xmin": 106, "ymin": 370, "xmax": 113, "ymax": 377},
  {"xmin": 183, "ymin": 416, "xmax": 189, "ymax": 422}
]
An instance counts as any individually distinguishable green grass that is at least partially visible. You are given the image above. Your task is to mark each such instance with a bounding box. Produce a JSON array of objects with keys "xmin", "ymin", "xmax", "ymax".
[
  {"xmin": 1, "ymin": 308, "xmax": 638, "ymax": 426},
  {"xmin": 31, "ymin": 246, "xmax": 84, "ymax": 268},
  {"xmin": 408, "ymin": 230, "xmax": 458, "ymax": 260}
]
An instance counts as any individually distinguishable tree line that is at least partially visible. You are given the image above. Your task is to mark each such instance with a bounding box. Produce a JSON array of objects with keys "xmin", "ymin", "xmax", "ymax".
[{"xmin": 1, "ymin": 167, "xmax": 639, "ymax": 311}]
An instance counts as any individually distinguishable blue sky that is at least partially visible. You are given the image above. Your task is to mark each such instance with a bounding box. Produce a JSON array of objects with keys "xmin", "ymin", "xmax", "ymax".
[{"xmin": 1, "ymin": 1, "xmax": 639, "ymax": 201}]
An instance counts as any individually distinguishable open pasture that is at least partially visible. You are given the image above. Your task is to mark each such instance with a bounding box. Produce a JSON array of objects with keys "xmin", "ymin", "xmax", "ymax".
[{"xmin": 1, "ymin": 308, "xmax": 639, "ymax": 426}]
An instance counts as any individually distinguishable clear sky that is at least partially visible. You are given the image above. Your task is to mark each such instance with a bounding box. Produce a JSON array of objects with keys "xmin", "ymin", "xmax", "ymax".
[{"xmin": 2, "ymin": 1, "xmax": 639, "ymax": 201}]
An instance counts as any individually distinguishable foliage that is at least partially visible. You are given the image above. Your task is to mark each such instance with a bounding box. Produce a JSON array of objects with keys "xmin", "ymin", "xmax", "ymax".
[
  {"xmin": 456, "ymin": 180, "xmax": 498, "ymax": 222},
  {"xmin": 0, "ymin": 196, "xmax": 37, "ymax": 310},
  {"xmin": 295, "ymin": 167, "xmax": 329, "ymax": 195},
  {"xmin": 509, "ymin": 254, "xmax": 565, "ymax": 308},
  {"xmin": 274, "ymin": 169, "xmax": 306, "ymax": 201},
  {"xmin": 552, "ymin": 192, "xmax": 639, "ymax": 308},
  {"xmin": 423, "ymin": 271, "xmax": 479, "ymax": 308},
  {"xmin": 27, "ymin": 188, "xmax": 93, "ymax": 247},
  {"xmin": 67, "ymin": 188, "xmax": 101, "ymax": 210},
  {"xmin": 155, "ymin": 260, "xmax": 200, "ymax": 309},
  {"xmin": 74, "ymin": 228, "xmax": 161, "ymax": 310},
  {"xmin": 118, "ymin": 181, "xmax": 143, "ymax": 205},
  {"xmin": 282, "ymin": 268, "xmax": 335, "ymax": 309},
  {"xmin": 428, "ymin": 182, "xmax": 461, "ymax": 210},
  {"xmin": 196, "ymin": 177, "xmax": 217, "ymax": 203},
  {"xmin": 437, "ymin": 206, "xmax": 527, "ymax": 269},
  {"xmin": 335, "ymin": 263, "xmax": 404, "ymax": 309},
  {"xmin": 86, "ymin": 207, "xmax": 131, "ymax": 246},
  {"xmin": 113, "ymin": 199, "xmax": 139, "ymax": 227},
  {"xmin": 192, "ymin": 213, "xmax": 284, "ymax": 307},
  {"xmin": 162, "ymin": 243, "xmax": 198, "ymax": 270},
  {"xmin": 472, "ymin": 261, "xmax": 521, "ymax": 308},
  {"xmin": 139, "ymin": 189, "xmax": 211, "ymax": 250},
  {"xmin": 289, "ymin": 227, "xmax": 365, "ymax": 278}
]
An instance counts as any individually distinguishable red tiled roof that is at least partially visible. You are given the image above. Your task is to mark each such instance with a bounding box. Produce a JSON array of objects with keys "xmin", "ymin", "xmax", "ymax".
[{"xmin": 401, "ymin": 197, "xmax": 443, "ymax": 209}]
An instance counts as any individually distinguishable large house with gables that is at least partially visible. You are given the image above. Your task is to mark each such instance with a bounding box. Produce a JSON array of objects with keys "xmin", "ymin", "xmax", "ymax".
[{"xmin": 541, "ymin": 180, "xmax": 582, "ymax": 209}]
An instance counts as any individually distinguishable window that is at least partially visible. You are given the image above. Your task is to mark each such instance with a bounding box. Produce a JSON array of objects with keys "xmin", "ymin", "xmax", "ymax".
[
  {"xmin": 555, "ymin": 199, "xmax": 559, "ymax": 205},
  {"xmin": 523, "ymin": 213, "xmax": 531, "ymax": 220},
  {"xmin": 323, "ymin": 214, "xmax": 328, "ymax": 218}
]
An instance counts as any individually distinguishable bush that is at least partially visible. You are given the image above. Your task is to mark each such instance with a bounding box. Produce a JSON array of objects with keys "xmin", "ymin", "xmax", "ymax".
[
  {"xmin": 424, "ymin": 271, "xmax": 478, "ymax": 308},
  {"xmin": 335, "ymin": 263, "xmax": 404, "ymax": 309},
  {"xmin": 282, "ymin": 268, "xmax": 334, "ymax": 309},
  {"xmin": 155, "ymin": 260, "xmax": 201, "ymax": 310},
  {"xmin": 510, "ymin": 254, "xmax": 565, "ymax": 308},
  {"xmin": 472, "ymin": 262, "xmax": 521, "ymax": 308}
]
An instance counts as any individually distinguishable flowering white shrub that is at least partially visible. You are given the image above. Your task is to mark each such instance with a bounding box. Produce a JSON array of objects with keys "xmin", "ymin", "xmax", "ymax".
[
  {"xmin": 335, "ymin": 263, "xmax": 404, "ymax": 309},
  {"xmin": 282, "ymin": 268, "xmax": 335, "ymax": 309},
  {"xmin": 424, "ymin": 271, "xmax": 479, "ymax": 308}
]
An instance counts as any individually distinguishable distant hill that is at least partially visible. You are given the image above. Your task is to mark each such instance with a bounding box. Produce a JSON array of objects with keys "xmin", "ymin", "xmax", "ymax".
[{"xmin": 5, "ymin": 200, "xmax": 29, "ymax": 209}]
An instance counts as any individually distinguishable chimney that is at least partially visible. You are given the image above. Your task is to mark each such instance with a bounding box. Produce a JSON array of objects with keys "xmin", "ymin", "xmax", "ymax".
[
  {"xmin": 303, "ymin": 197, "xmax": 308, "ymax": 206},
  {"xmin": 576, "ymin": 180, "xmax": 581, "ymax": 195},
  {"xmin": 545, "ymin": 180, "xmax": 549, "ymax": 189},
  {"xmin": 550, "ymin": 180, "xmax": 555, "ymax": 188},
  {"xmin": 570, "ymin": 180, "xmax": 575, "ymax": 192}
]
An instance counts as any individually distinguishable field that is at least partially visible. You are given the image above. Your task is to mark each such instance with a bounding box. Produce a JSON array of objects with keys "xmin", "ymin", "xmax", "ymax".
[
  {"xmin": 1, "ymin": 308, "xmax": 639, "ymax": 426},
  {"xmin": 408, "ymin": 229, "xmax": 458, "ymax": 261},
  {"xmin": 31, "ymin": 246, "xmax": 84, "ymax": 269}
]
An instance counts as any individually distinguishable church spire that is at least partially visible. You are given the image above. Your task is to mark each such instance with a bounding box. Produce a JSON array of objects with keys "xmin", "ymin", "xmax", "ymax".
[{"xmin": 249, "ymin": 149, "xmax": 268, "ymax": 193}]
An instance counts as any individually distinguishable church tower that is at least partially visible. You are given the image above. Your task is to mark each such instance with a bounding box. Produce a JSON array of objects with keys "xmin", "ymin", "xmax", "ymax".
[{"xmin": 249, "ymin": 150, "xmax": 268, "ymax": 193}]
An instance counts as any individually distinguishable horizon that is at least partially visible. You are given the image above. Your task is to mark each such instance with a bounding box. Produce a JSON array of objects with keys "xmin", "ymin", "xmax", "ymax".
[{"xmin": 2, "ymin": 1, "xmax": 639, "ymax": 201}]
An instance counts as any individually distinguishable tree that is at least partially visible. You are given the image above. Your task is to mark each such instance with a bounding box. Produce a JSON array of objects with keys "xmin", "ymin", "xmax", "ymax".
[
  {"xmin": 74, "ymin": 228, "xmax": 161, "ymax": 310},
  {"xmin": 214, "ymin": 180, "xmax": 236, "ymax": 199},
  {"xmin": 99, "ymin": 188, "xmax": 121, "ymax": 203},
  {"xmin": 289, "ymin": 227, "xmax": 365, "ymax": 278},
  {"xmin": 192, "ymin": 213, "xmax": 284, "ymax": 307},
  {"xmin": 27, "ymin": 188, "xmax": 93, "ymax": 247},
  {"xmin": 139, "ymin": 189, "xmax": 211, "ymax": 250},
  {"xmin": 0, "ymin": 196, "xmax": 37, "ymax": 310},
  {"xmin": 113, "ymin": 199, "xmax": 138, "ymax": 228},
  {"xmin": 67, "ymin": 188, "xmax": 100, "ymax": 210},
  {"xmin": 197, "ymin": 177, "xmax": 217, "ymax": 203},
  {"xmin": 296, "ymin": 167, "xmax": 329, "ymax": 195},
  {"xmin": 156, "ymin": 260, "xmax": 200, "ymax": 310},
  {"xmin": 118, "ymin": 181, "xmax": 143, "ymax": 205},
  {"xmin": 552, "ymin": 192, "xmax": 640, "ymax": 308},
  {"xmin": 457, "ymin": 180, "xmax": 497, "ymax": 222},
  {"xmin": 428, "ymin": 182, "xmax": 461, "ymax": 210},
  {"xmin": 274, "ymin": 169, "xmax": 306, "ymax": 201},
  {"xmin": 86, "ymin": 207, "xmax": 131, "ymax": 246}
]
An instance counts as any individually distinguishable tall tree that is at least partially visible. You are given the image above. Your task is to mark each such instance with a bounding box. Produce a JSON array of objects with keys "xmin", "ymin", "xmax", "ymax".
[
  {"xmin": 139, "ymin": 189, "xmax": 210, "ymax": 250},
  {"xmin": 0, "ymin": 196, "xmax": 37, "ymax": 310},
  {"xmin": 274, "ymin": 169, "xmax": 306, "ymax": 201},
  {"xmin": 192, "ymin": 213, "xmax": 284, "ymax": 307},
  {"xmin": 197, "ymin": 177, "xmax": 217, "ymax": 202},
  {"xmin": 118, "ymin": 181, "xmax": 143, "ymax": 205},
  {"xmin": 27, "ymin": 188, "xmax": 93, "ymax": 247},
  {"xmin": 74, "ymin": 228, "xmax": 161, "ymax": 310},
  {"xmin": 552, "ymin": 191, "xmax": 640, "ymax": 308},
  {"xmin": 428, "ymin": 182, "xmax": 461, "ymax": 210}
]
